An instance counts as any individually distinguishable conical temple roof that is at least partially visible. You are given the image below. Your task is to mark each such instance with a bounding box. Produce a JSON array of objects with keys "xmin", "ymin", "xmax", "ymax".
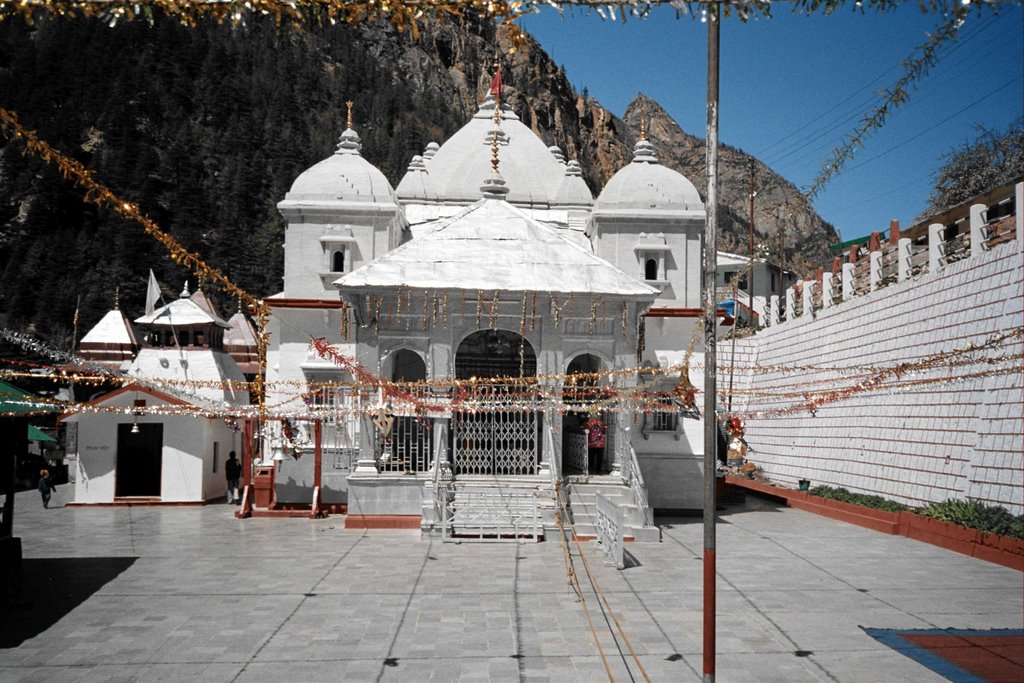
[
  {"xmin": 79, "ymin": 308, "xmax": 139, "ymax": 369},
  {"xmin": 224, "ymin": 311, "xmax": 260, "ymax": 373}
]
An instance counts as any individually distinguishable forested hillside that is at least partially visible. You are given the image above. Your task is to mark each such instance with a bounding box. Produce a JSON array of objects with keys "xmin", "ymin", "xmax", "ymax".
[{"xmin": 0, "ymin": 12, "xmax": 836, "ymax": 347}]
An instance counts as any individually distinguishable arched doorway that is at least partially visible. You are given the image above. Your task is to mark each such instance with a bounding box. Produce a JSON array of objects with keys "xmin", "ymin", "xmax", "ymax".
[
  {"xmin": 563, "ymin": 354, "xmax": 606, "ymax": 475},
  {"xmin": 380, "ymin": 349, "xmax": 431, "ymax": 473},
  {"xmin": 453, "ymin": 330, "xmax": 539, "ymax": 475}
]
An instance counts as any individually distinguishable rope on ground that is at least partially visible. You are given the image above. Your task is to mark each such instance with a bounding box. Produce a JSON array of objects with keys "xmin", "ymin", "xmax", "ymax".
[
  {"xmin": 553, "ymin": 480, "xmax": 616, "ymax": 682},
  {"xmin": 571, "ymin": 528, "xmax": 652, "ymax": 683}
]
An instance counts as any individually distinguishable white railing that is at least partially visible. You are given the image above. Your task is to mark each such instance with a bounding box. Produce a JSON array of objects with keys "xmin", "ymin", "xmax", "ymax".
[
  {"xmin": 595, "ymin": 492, "xmax": 625, "ymax": 569},
  {"xmin": 431, "ymin": 421, "xmax": 454, "ymax": 541},
  {"xmin": 626, "ymin": 442, "xmax": 654, "ymax": 527},
  {"xmin": 564, "ymin": 430, "xmax": 588, "ymax": 474},
  {"xmin": 448, "ymin": 488, "xmax": 540, "ymax": 539}
]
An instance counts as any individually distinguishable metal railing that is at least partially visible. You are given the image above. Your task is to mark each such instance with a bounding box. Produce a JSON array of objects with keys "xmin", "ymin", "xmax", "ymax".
[
  {"xmin": 626, "ymin": 442, "xmax": 654, "ymax": 527},
  {"xmin": 445, "ymin": 487, "xmax": 540, "ymax": 540},
  {"xmin": 377, "ymin": 415, "xmax": 432, "ymax": 473}
]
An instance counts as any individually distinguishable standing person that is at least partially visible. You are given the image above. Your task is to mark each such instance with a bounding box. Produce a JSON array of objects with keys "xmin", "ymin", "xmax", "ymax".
[
  {"xmin": 585, "ymin": 416, "xmax": 606, "ymax": 475},
  {"xmin": 38, "ymin": 469, "xmax": 54, "ymax": 509},
  {"xmin": 225, "ymin": 451, "xmax": 242, "ymax": 505}
]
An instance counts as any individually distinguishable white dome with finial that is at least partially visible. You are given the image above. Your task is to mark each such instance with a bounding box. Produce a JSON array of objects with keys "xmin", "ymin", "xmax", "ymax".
[
  {"xmin": 552, "ymin": 160, "xmax": 593, "ymax": 207},
  {"xmin": 406, "ymin": 96, "xmax": 568, "ymax": 208},
  {"xmin": 396, "ymin": 155, "xmax": 439, "ymax": 203},
  {"xmin": 281, "ymin": 126, "xmax": 397, "ymax": 205},
  {"xmin": 594, "ymin": 138, "xmax": 703, "ymax": 215}
]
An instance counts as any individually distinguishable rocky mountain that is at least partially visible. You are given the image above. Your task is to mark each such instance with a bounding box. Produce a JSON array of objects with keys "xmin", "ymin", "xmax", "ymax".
[
  {"xmin": 0, "ymin": 12, "xmax": 834, "ymax": 344},
  {"xmin": 620, "ymin": 94, "xmax": 838, "ymax": 272}
]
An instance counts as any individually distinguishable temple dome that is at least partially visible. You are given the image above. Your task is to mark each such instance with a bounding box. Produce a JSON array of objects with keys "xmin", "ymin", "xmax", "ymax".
[
  {"xmin": 552, "ymin": 160, "xmax": 593, "ymax": 207},
  {"xmin": 395, "ymin": 155, "xmax": 439, "ymax": 203},
  {"xmin": 594, "ymin": 139, "xmax": 703, "ymax": 215},
  {"xmin": 282, "ymin": 128, "xmax": 396, "ymax": 205},
  {"xmin": 411, "ymin": 96, "xmax": 568, "ymax": 207}
]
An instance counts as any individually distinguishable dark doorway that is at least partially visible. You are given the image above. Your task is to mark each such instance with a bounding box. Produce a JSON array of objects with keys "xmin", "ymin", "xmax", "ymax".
[
  {"xmin": 563, "ymin": 354, "xmax": 606, "ymax": 475},
  {"xmin": 391, "ymin": 349, "xmax": 426, "ymax": 382},
  {"xmin": 115, "ymin": 423, "xmax": 163, "ymax": 497}
]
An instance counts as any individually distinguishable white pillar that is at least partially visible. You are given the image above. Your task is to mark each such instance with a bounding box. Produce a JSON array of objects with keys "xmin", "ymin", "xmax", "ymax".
[
  {"xmin": 841, "ymin": 263, "xmax": 855, "ymax": 301},
  {"xmin": 1016, "ymin": 182, "xmax": 1023, "ymax": 253},
  {"xmin": 352, "ymin": 413, "xmax": 380, "ymax": 476},
  {"xmin": 769, "ymin": 295, "xmax": 779, "ymax": 326},
  {"xmin": 821, "ymin": 272, "xmax": 833, "ymax": 309},
  {"xmin": 785, "ymin": 286, "xmax": 796, "ymax": 322},
  {"xmin": 928, "ymin": 223, "xmax": 945, "ymax": 273},
  {"xmin": 897, "ymin": 238, "xmax": 912, "ymax": 282},
  {"xmin": 801, "ymin": 280, "xmax": 814, "ymax": 318},
  {"xmin": 970, "ymin": 203, "xmax": 987, "ymax": 259},
  {"xmin": 869, "ymin": 250, "xmax": 883, "ymax": 291}
]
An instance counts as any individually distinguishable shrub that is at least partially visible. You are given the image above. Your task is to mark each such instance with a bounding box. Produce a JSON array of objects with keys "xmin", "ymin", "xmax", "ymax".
[
  {"xmin": 918, "ymin": 499, "xmax": 1024, "ymax": 540},
  {"xmin": 807, "ymin": 485, "xmax": 910, "ymax": 513}
]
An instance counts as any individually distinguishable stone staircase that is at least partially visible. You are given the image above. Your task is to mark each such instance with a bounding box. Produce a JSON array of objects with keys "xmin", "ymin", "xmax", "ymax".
[
  {"xmin": 445, "ymin": 476, "xmax": 553, "ymax": 540},
  {"xmin": 564, "ymin": 478, "xmax": 661, "ymax": 542}
]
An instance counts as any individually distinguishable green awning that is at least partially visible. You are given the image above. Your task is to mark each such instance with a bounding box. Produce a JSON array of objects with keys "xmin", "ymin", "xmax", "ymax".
[
  {"xmin": 27, "ymin": 425, "xmax": 56, "ymax": 442},
  {"xmin": 0, "ymin": 381, "xmax": 60, "ymax": 414}
]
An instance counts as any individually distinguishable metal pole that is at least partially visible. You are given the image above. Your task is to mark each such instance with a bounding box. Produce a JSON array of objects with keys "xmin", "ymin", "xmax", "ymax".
[
  {"xmin": 748, "ymin": 159, "xmax": 755, "ymax": 324},
  {"xmin": 703, "ymin": 4, "xmax": 720, "ymax": 682}
]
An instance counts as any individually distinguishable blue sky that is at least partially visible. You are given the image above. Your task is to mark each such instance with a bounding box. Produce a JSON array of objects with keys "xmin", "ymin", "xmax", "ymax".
[{"xmin": 520, "ymin": 3, "xmax": 1023, "ymax": 242}]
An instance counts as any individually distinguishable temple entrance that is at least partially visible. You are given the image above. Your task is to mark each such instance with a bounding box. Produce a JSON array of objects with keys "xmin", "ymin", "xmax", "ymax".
[
  {"xmin": 379, "ymin": 350, "xmax": 432, "ymax": 473},
  {"xmin": 452, "ymin": 330, "xmax": 539, "ymax": 475},
  {"xmin": 115, "ymin": 423, "xmax": 163, "ymax": 497},
  {"xmin": 562, "ymin": 354, "xmax": 607, "ymax": 475}
]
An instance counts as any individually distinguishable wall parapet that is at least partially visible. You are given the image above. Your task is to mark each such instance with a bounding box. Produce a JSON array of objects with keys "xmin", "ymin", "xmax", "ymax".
[{"xmin": 767, "ymin": 182, "xmax": 1021, "ymax": 328}]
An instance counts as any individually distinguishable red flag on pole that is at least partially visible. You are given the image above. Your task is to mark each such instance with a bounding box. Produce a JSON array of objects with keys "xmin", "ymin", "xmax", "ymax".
[{"xmin": 490, "ymin": 65, "xmax": 502, "ymax": 100}]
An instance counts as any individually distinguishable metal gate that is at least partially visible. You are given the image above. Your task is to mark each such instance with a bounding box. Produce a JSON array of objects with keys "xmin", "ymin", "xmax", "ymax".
[{"xmin": 452, "ymin": 385, "xmax": 539, "ymax": 475}]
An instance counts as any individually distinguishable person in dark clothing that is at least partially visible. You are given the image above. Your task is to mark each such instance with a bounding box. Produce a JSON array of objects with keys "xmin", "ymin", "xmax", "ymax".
[
  {"xmin": 38, "ymin": 469, "xmax": 54, "ymax": 509},
  {"xmin": 225, "ymin": 451, "xmax": 242, "ymax": 504}
]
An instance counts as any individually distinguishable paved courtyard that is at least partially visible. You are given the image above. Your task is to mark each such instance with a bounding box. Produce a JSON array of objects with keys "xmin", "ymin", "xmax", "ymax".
[{"xmin": 1, "ymin": 489, "xmax": 1020, "ymax": 682}]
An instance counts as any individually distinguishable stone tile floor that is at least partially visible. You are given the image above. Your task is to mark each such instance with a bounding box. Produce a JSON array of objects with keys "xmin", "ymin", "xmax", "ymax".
[{"xmin": 1, "ymin": 490, "xmax": 1020, "ymax": 682}]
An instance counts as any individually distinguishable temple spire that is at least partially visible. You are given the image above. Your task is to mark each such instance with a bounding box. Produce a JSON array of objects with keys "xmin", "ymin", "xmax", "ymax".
[
  {"xmin": 489, "ymin": 56, "xmax": 503, "ymax": 175},
  {"xmin": 345, "ymin": 100, "xmax": 354, "ymax": 130}
]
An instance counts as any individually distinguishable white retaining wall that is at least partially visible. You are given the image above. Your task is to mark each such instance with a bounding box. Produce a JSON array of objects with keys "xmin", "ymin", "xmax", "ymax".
[{"xmin": 727, "ymin": 236, "xmax": 1023, "ymax": 514}]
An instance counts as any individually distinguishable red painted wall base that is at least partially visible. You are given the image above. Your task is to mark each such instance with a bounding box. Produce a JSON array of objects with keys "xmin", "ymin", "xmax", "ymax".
[{"xmin": 345, "ymin": 514, "xmax": 422, "ymax": 529}]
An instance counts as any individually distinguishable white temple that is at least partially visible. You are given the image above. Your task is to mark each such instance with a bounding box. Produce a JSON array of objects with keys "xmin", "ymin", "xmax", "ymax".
[
  {"xmin": 265, "ymin": 95, "xmax": 718, "ymax": 537},
  {"xmin": 66, "ymin": 283, "xmax": 251, "ymax": 505}
]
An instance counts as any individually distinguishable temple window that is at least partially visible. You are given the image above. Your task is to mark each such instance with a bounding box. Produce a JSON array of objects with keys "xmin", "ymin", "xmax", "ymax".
[{"xmin": 645, "ymin": 258, "xmax": 658, "ymax": 281}]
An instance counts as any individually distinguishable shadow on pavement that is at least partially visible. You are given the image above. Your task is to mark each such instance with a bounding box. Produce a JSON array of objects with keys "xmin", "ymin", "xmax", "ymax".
[{"xmin": 0, "ymin": 556, "xmax": 136, "ymax": 649}]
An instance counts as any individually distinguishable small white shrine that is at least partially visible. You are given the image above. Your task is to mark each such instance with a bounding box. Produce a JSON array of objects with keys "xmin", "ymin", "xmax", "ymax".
[{"xmin": 65, "ymin": 284, "xmax": 250, "ymax": 504}]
